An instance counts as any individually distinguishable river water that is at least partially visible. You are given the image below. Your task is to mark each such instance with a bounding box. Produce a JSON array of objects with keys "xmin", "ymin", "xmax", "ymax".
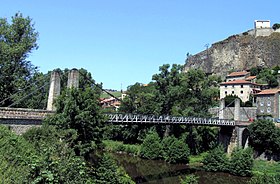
[{"xmin": 110, "ymin": 153, "xmax": 250, "ymax": 184}]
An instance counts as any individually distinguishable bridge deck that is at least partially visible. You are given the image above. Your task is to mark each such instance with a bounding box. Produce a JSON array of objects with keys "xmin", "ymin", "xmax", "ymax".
[{"xmin": 0, "ymin": 107, "xmax": 238, "ymax": 126}]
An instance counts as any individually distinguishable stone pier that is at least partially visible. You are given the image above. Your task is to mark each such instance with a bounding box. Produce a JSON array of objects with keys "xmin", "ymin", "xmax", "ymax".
[
  {"xmin": 218, "ymin": 98, "xmax": 249, "ymax": 153},
  {"xmin": 67, "ymin": 69, "xmax": 79, "ymax": 88},
  {"xmin": 47, "ymin": 71, "xmax": 61, "ymax": 111}
]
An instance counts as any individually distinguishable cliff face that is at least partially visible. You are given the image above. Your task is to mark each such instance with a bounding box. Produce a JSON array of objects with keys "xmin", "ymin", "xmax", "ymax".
[{"xmin": 184, "ymin": 31, "xmax": 280, "ymax": 76}]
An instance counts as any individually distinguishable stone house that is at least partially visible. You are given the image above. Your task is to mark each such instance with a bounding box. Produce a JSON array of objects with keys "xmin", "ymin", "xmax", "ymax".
[
  {"xmin": 220, "ymin": 71, "xmax": 261, "ymax": 102},
  {"xmin": 255, "ymin": 89, "xmax": 280, "ymax": 122}
]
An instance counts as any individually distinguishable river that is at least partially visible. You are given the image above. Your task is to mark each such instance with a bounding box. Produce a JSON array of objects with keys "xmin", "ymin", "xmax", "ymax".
[{"xmin": 110, "ymin": 153, "xmax": 250, "ymax": 184}]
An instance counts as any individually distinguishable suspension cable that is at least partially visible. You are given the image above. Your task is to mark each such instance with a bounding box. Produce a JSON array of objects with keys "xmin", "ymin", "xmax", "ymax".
[
  {"xmin": 8, "ymin": 82, "xmax": 49, "ymax": 108},
  {"xmin": 0, "ymin": 79, "xmax": 43, "ymax": 106},
  {"xmin": 78, "ymin": 70, "xmax": 122, "ymax": 102}
]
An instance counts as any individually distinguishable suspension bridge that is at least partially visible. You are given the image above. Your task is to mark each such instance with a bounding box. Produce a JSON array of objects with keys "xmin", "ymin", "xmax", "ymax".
[{"xmin": 0, "ymin": 69, "xmax": 251, "ymax": 153}]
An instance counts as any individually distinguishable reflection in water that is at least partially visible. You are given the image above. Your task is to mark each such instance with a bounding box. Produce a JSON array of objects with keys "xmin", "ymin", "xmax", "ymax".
[{"xmin": 110, "ymin": 153, "xmax": 250, "ymax": 184}]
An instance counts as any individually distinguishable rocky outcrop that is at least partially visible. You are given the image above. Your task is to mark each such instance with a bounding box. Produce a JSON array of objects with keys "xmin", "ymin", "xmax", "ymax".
[{"xmin": 184, "ymin": 31, "xmax": 280, "ymax": 77}]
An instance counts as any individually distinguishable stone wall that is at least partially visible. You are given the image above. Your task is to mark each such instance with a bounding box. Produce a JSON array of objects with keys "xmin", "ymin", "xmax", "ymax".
[{"xmin": 0, "ymin": 107, "xmax": 54, "ymax": 120}]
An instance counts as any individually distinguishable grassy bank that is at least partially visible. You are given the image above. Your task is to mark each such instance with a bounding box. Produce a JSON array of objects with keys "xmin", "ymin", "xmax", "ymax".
[
  {"xmin": 103, "ymin": 140, "xmax": 140, "ymax": 156},
  {"xmin": 252, "ymin": 160, "xmax": 280, "ymax": 175}
]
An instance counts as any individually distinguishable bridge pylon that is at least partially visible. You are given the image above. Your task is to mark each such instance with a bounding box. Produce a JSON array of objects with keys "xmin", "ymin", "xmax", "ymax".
[{"xmin": 47, "ymin": 71, "xmax": 61, "ymax": 111}]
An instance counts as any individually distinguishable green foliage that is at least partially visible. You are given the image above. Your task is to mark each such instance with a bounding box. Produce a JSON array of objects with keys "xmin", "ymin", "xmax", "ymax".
[
  {"xmin": 0, "ymin": 125, "xmax": 36, "ymax": 182},
  {"xmin": 272, "ymin": 23, "xmax": 280, "ymax": 30},
  {"xmin": 103, "ymin": 140, "xmax": 140, "ymax": 156},
  {"xmin": 180, "ymin": 174, "xmax": 199, "ymax": 184},
  {"xmin": 95, "ymin": 154, "xmax": 135, "ymax": 184},
  {"xmin": 202, "ymin": 145, "xmax": 229, "ymax": 172},
  {"xmin": 140, "ymin": 131, "xmax": 163, "ymax": 160},
  {"xmin": 253, "ymin": 160, "xmax": 280, "ymax": 175},
  {"xmin": 162, "ymin": 136, "xmax": 190, "ymax": 163},
  {"xmin": 255, "ymin": 67, "xmax": 279, "ymax": 87},
  {"xmin": 186, "ymin": 126, "xmax": 218, "ymax": 154},
  {"xmin": 248, "ymin": 119, "xmax": 280, "ymax": 154},
  {"xmin": 46, "ymin": 87, "xmax": 105, "ymax": 154},
  {"xmin": 0, "ymin": 12, "xmax": 39, "ymax": 107},
  {"xmin": 249, "ymin": 173, "xmax": 280, "ymax": 184},
  {"xmin": 23, "ymin": 125, "xmax": 94, "ymax": 183},
  {"xmin": 229, "ymin": 147, "xmax": 253, "ymax": 176},
  {"xmin": 118, "ymin": 65, "xmax": 220, "ymax": 151}
]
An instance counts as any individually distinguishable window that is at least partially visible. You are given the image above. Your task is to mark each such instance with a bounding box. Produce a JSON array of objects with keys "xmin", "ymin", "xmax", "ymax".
[
  {"xmin": 260, "ymin": 108, "xmax": 264, "ymax": 113},
  {"xmin": 267, "ymin": 101, "xmax": 271, "ymax": 106},
  {"xmin": 241, "ymin": 85, "xmax": 243, "ymax": 88},
  {"xmin": 225, "ymin": 85, "xmax": 227, "ymax": 88},
  {"xmin": 225, "ymin": 91, "xmax": 228, "ymax": 95},
  {"xmin": 240, "ymin": 90, "xmax": 243, "ymax": 94},
  {"xmin": 260, "ymin": 100, "xmax": 264, "ymax": 106},
  {"xmin": 232, "ymin": 91, "xmax": 234, "ymax": 94},
  {"xmin": 232, "ymin": 85, "xmax": 234, "ymax": 88},
  {"xmin": 267, "ymin": 107, "xmax": 271, "ymax": 113}
]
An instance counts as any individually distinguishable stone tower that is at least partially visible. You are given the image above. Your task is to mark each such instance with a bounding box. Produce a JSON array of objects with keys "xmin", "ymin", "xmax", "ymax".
[
  {"xmin": 67, "ymin": 69, "xmax": 79, "ymax": 88},
  {"xmin": 47, "ymin": 71, "xmax": 61, "ymax": 111}
]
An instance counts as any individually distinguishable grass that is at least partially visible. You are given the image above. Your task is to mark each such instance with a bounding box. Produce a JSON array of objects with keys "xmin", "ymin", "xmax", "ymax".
[
  {"xmin": 103, "ymin": 140, "xmax": 140, "ymax": 156},
  {"xmin": 189, "ymin": 152, "xmax": 208, "ymax": 167},
  {"xmin": 252, "ymin": 160, "xmax": 280, "ymax": 175},
  {"xmin": 101, "ymin": 91, "xmax": 122, "ymax": 98}
]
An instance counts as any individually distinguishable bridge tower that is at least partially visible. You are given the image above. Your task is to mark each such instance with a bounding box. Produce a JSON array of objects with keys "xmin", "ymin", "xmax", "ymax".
[
  {"xmin": 67, "ymin": 69, "xmax": 79, "ymax": 88},
  {"xmin": 47, "ymin": 70, "xmax": 61, "ymax": 111}
]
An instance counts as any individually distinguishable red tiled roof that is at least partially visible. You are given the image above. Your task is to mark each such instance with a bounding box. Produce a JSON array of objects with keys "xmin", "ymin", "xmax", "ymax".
[
  {"xmin": 245, "ymin": 76, "xmax": 256, "ymax": 81},
  {"xmin": 255, "ymin": 89, "xmax": 280, "ymax": 95},
  {"xmin": 220, "ymin": 80, "xmax": 252, "ymax": 85},
  {"xmin": 227, "ymin": 71, "xmax": 249, "ymax": 77}
]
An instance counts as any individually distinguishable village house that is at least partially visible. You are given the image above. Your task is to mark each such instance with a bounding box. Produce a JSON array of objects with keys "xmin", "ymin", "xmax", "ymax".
[
  {"xmin": 220, "ymin": 71, "xmax": 261, "ymax": 102},
  {"xmin": 255, "ymin": 88, "xmax": 280, "ymax": 122}
]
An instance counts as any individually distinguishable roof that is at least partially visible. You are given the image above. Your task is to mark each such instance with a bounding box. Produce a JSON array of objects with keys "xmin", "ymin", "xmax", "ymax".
[
  {"xmin": 255, "ymin": 89, "xmax": 280, "ymax": 95},
  {"xmin": 227, "ymin": 71, "xmax": 249, "ymax": 77},
  {"xmin": 245, "ymin": 76, "xmax": 256, "ymax": 81},
  {"xmin": 220, "ymin": 80, "xmax": 252, "ymax": 85}
]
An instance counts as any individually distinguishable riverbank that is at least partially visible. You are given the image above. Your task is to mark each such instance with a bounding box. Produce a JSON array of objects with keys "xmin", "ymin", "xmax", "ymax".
[{"xmin": 103, "ymin": 140, "xmax": 280, "ymax": 179}]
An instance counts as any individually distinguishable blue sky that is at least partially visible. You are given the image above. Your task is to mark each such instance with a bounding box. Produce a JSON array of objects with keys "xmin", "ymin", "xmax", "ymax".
[{"xmin": 1, "ymin": 0, "xmax": 280, "ymax": 90}]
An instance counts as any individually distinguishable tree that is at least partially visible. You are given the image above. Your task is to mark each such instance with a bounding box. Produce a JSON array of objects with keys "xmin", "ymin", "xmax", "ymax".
[
  {"xmin": 248, "ymin": 119, "xmax": 280, "ymax": 154},
  {"xmin": 162, "ymin": 136, "xmax": 190, "ymax": 163},
  {"xmin": 45, "ymin": 86, "xmax": 105, "ymax": 155},
  {"xmin": 0, "ymin": 13, "xmax": 39, "ymax": 107},
  {"xmin": 229, "ymin": 147, "xmax": 253, "ymax": 176},
  {"xmin": 94, "ymin": 154, "xmax": 135, "ymax": 184},
  {"xmin": 202, "ymin": 145, "xmax": 229, "ymax": 172},
  {"xmin": 272, "ymin": 23, "xmax": 280, "ymax": 30},
  {"xmin": 140, "ymin": 131, "xmax": 163, "ymax": 160}
]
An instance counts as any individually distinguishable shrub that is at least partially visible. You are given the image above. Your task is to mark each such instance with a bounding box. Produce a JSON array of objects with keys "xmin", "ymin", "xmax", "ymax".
[
  {"xmin": 229, "ymin": 147, "xmax": 253, "ymax": 176},
  {"xmin": 162, "ymin": 136, "xmax": 190, "ymax": 163},
  {"xmin": 202, "ymin": 145, "xmax": 228, "ymax": 172},
  {"xmin": 249, "ymin": 173, "xmax": 280, "ymax": 184},
  {"xmin": 140, "ymin": 131, "xmax": 163, "ymax": 160},
  {"xmin": 0, "ymin": 125, "xmax": 36, "ymax": 182},
  {"xmin": 180, "ymin": 174, "xmax": 199, "ymax": 184}
]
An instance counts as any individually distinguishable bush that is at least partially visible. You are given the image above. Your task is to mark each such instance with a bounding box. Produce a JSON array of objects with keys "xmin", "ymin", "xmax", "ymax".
[
  {"xmin": 140, "ymin": 131, "xmax": 163, "ymax": 160},
  {"xmin": 180, "ymin": 174, "xmax": 199, "ymax": 184},
  {"xmin": 248, "ymin": 119, "xmax": 280, "ymax": 154},
  {"xmin": 249, "ymin": 173, "xmax": 280, "ymax": 184},
  {"xmin": 162, "ymin": 136, "xmax": 190, "ymax": 163},
  {"xmin": 0, "ymin": 125, "xmax": 36, "ymax": 182},
  {"xmin": 229, "ymin": 147, "xmax": 253, "ymax": 176},
  {"xmin": 202, "ymin": 145, "xmax": 228, "ymax": 172}
]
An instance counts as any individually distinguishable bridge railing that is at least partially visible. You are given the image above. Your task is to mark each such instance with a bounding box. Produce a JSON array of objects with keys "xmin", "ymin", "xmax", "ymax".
[{"xmin": 105, "ymin": 113, "xmax": 236, "ymax": 126}]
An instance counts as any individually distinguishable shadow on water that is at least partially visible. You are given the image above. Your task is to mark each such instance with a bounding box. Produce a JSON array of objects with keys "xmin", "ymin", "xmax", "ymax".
[{"xmin": 109, "ymin": 153, "xmax": 250, "ymax": 184}]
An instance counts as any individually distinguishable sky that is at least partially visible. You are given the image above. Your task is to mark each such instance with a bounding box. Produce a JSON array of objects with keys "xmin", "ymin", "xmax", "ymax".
[{"xmin": 1, "ymin": 0, "xmax": 280, "ymax": 90}]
